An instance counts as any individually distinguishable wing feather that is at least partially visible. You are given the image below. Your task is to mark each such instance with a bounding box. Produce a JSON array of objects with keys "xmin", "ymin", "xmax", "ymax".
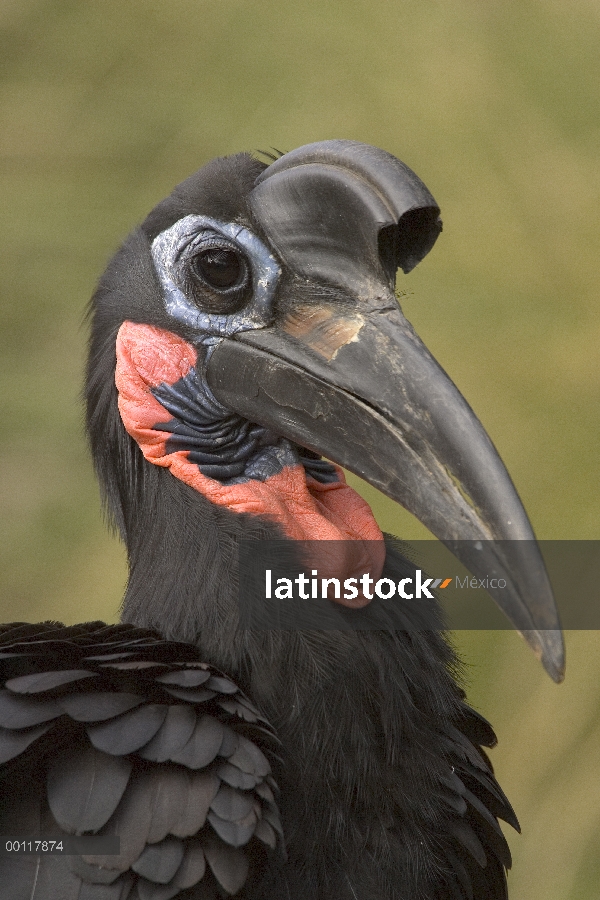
[{"xmin": 0, "ymin": 622, "xmax": 282, "ymax": 900}]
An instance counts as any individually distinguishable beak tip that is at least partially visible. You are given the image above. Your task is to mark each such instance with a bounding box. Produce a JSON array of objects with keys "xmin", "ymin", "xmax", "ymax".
[
  {"xmin": 545, "ymin": 633, "xmax": 566, "ymax": 684},
  {"xmin": 545, "ymin": 656, "xmax": 566, "ymax": 684},
  {"xmin": 528, "ymin": 630, "xmax": 565, "ymax": 683}
]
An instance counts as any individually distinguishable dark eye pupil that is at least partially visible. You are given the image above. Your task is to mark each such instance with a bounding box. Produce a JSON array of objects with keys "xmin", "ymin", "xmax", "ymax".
[{"xmin": 194, "ymin": 248, "xmax": 242, "ymax": 289}]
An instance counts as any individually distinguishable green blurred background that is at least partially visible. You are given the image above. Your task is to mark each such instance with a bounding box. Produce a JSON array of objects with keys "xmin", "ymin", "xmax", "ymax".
[{"xmin": 1, "ymin": 1, "xmax": 598, "ymax": 895}]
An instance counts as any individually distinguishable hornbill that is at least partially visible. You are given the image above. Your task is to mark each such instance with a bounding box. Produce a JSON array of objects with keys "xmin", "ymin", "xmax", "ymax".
[{"xmin": 0, "ymin": 141, "xmax": 564, "ymax": 900}]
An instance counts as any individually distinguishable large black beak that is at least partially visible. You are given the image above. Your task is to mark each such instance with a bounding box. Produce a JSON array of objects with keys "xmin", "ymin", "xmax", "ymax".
[{"xmin": 206, "ymin": 140, "xmax": 565, "ymax": 682}]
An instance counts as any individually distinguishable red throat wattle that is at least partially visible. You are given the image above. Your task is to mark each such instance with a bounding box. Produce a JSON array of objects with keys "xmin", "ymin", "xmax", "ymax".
[{"xmin": 115, "ymin": 321, "xmax": 385, "ymax": 606}]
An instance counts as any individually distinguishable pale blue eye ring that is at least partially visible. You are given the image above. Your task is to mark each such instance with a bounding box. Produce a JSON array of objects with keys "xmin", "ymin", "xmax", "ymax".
[{"xmin": 151, "ymin": 215, "xmax": 281, "ymax": 342}]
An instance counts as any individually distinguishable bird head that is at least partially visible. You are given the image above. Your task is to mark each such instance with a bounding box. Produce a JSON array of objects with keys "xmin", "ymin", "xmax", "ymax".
[{"xmin": 86, "ymin": 140, "xmax": 563, "ymax": 681}]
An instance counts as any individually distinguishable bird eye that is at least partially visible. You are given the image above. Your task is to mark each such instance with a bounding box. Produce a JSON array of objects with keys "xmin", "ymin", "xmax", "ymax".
[{"xmin": 190, "ymin": 246, "xmax": 247, "ymax": 292}]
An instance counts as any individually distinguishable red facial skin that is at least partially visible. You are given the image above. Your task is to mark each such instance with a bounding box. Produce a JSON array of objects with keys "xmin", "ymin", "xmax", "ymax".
[{"xmin": 116, "ymin": 321, "xmax": 385, "ymax": 607}]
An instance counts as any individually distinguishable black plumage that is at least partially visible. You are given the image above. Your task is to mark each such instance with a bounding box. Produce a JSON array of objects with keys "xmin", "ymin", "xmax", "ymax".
[
  {"xmin": 0, "ymin": 141, "xmax": 563, "ymax": 899},
  {"xmin": 0, "ymin": 622, "xmax": 281, "ymax": 899}
]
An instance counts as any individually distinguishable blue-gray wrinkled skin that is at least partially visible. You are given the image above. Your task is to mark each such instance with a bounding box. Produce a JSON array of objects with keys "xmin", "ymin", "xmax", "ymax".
[
  {"xmin": 151, "ymin": 215, "xmax": 281, "ymax": 342},
  {"xmin": 150, "ymin": 216, "xmax": 338, "ymax": 485},
  {"xmin": 152, "ymin": 365, "xmax": 300, "ymax": 483}
]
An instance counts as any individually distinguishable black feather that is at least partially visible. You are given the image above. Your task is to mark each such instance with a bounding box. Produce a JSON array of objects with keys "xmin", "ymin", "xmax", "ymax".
[
  {"xmin": 0, "ymin": 689, "xmax": 61, "ymax": 728},
  {"xmin": 59, "ymin": 692, "xmax": 145, "ymax": 722},
  {"xmin": 136, "ymin": 878, "xmax": 180, "ymax": 900},
  {"xmin": 0, "ymin": 722, "xmax": 53, "ymax": 763},
  {"xmin": 87, "ymin": 704, "xmax": 168, "ymax": 755},
  {"xmin": 26, "ymin": 854, "xmax": 83, "ymax": 900},
  {"xmin": 6, "ymin": 670, "xmax": 97, "ymax": 694},
  {"xmin": 253, "ymin": 818, "xmax": 277, "ymax": 851},
  {"xmin": 210, "ymin": 784, "xmax": 255, "ymax": 823},
  {"xmin": 449, "ymin": 821, "xmax": 487, "ymax": 868},
  {"xmin": 162, "ymin": 688, "xmax": 217, "ymax": 704},
  {"xmin": 131, "ymin": 837, "xmax": 185, "ymax": 884},
  {"xmin": 206, "ymin": 809, "xmax": 257, "ymax": 848},
  {"xmin": 168, "ymin": 715, "xmax": 223, "ymax": 769},
  {"xmin": 47, "ymin": 744, "xmax": 133, "ymax": 833},
  {"xmin": 0, "ymin": 855, "xmax": 42, "ymax": 900},
  {"xmin": 145, "ymin": 769, "xmax": 191, "ymax": 844},
  {"xmin": 218, "ymin": 724, "xmax": 239, "ymax": 758},
  {"xmin": 227, "ymin": 736, "xmax": 270, "ymax": 778},
  {"xmin": 202, "ymin": 836, "xmax": 249, "ymax": 895},
  {"xmin": 69, "ymin": 855, "xmax": 123, "ymax": 885},
  {"xmin": 216, "ymin": 762, "xmax": 258, "ymax": 791},
  {"xmin": 172, "ymin": 844, "xmax": 206, "ymax": 889},
  {"xmin": 155, "ymin": 670, "xmax": 211, "ymax": 688},
  {"xmin": 138, "ymin": 706, "xmax": 197, "ymax": 762},
  {"xmin": 170, "ymin": 771, "xmax": 219, "ymax": 837}
]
